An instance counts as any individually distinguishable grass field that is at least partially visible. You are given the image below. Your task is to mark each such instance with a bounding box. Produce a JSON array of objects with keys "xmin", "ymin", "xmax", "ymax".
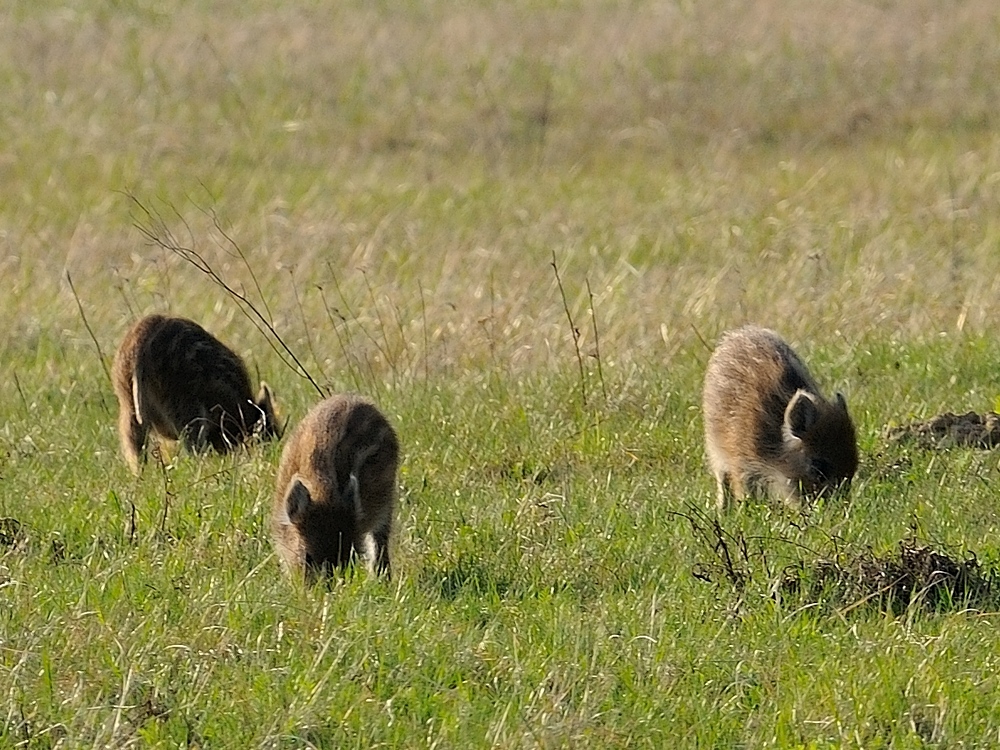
[{"xmin": 4, "ymin": 0, "xmax": 1000, "ymax": 746}]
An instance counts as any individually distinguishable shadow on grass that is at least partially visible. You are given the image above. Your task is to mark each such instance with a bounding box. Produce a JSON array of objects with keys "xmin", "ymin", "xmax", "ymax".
[{"xmin": 420, "ymin": 556, "xmax": 512, "ymax": 601}]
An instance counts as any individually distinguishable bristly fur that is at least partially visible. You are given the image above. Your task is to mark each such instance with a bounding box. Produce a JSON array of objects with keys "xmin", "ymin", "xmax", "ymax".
[
  {"xmin": 702, "ymin": 325, "xmax": 858, "ymax": 510},
  {"xmin": 111, "ymin": 314, "xmax": 280, "ymax": 474},
  {"xmin": 271, "ymin": 393, "xmax": 400, "ymax": 583}
]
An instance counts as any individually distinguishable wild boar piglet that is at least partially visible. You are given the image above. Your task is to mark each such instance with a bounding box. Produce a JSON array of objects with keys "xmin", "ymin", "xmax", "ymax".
[
  {"xmin": 112, "ymin": 314, "xmax": 279, "ymax": 474},
  {"xmin": 702, "ymin": 325, "xmax": 858, "ymax": 510},
  {"xmin": 271, "ymin": 393, "xmax": 400, "ymax": 582}
]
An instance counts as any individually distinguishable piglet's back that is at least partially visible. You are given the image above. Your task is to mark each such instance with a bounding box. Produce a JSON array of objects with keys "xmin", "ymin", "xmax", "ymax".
[
  {"xmin": 273, "ymin": 395, "xmax": 398, "ymax": 505},
  {"xmin": 703, "ymin": 326, "xmax": 818, "ymax": 461}
]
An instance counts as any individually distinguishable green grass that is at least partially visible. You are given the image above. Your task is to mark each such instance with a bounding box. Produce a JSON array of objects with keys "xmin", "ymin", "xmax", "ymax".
[
  {"xmin": 6, "ymin": 344, "xmax": 1000, "ymax": 746},
  {"xmin": 4, "ymin": 0, "xmax": 1000, "ymax": 746}
]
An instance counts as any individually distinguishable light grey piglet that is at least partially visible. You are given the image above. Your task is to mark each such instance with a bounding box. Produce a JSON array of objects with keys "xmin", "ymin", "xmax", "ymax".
[{"xmin": 702, "ymin": 325, "xmax": 858, "ymax": 510}]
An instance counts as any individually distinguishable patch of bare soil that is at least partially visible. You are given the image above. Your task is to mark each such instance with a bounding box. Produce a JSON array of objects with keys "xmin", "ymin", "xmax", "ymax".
[{"xmin": 885, "ymin": 411, "xmax": 1000, "ymax": 449}]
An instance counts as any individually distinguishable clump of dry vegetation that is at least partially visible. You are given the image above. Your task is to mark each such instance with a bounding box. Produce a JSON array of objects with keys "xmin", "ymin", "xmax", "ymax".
[
  {"xmin": 0, "ymin": 517, "xmax": 24, "ymax": 550},
  {"xmin": 684, "ymin": 506, "xmax": 1000, "ymax": 616},
  {"xmin": 886, "ymin": 411, "xmax": 1000, "ymax": 449},
  {"xmin": 779, "ymin": 538, "xmax": 1000, "ymax": 614}
]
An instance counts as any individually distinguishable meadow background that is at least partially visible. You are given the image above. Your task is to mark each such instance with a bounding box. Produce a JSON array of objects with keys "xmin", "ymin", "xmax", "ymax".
[{"xmin": 3, "ymin": 0, "xmax": 1000, "ymax": 746}]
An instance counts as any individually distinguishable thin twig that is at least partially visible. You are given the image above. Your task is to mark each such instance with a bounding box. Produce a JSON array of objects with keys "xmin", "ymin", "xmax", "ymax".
[
  {"xmin": 330, "ymin": 265, "xmax": 391, "ymax": 390},
  {"xmin": 361, "ymin": 269, "xmax": 396, "ymax": 383},
  {"xmin": 668, "ymin": 504, "xmax": 754, "ymax": 593},
  {"xmin": 388, "ymin": 297, "xmax": 410, "ymax": 376},
  {"xmin": 362, "ymin": 352, "xmax": 383, "ymax": 401},
  {"xmin": 328, "ymin": 262, "xmax": 384, "ymax": 393},
  {"xmin": 112, "ymin": 274, "xmax": 137, "ymax": 318},
  {"xmin": 690, "ymin": 323, "xmax": 712, "ymax": 352},
  {"xmin": 318, "ymin": 284, "xmax": 362, "ymax": 393},
  {"xmin": 288, "ymin": 267, "xmax": 329, "ymax": 386},
  {"xmin": 419, "ymin": 282, "xmax": 430, "ymax": 387},
  {"xmin": 66, "ymin": 271, "xmax": 112, "ymax": 385},
  {"xmin": 155, "ymin": 446, "xmax": 173, "ymax": 536},
  {"xmin": 551, "ymin": 250, "xmax": 587, "ymax": 406},
  {"xmin": 66, "ymin": 271, "xmax": 113, "ymax": 415},
  {"xmin": 586, "ymin": 277, "xmax": 607, "ymax": 404},
  {"xmin": 205, "ymin": 203, "xmax": 274, "ymax": 322},
  {"xmin": 12, "ymin": 371, "xmax": 29, "ymax": 417},
  {"xmin": 155, "ymin": 237, "xmax": 177, "ymax": 307}
]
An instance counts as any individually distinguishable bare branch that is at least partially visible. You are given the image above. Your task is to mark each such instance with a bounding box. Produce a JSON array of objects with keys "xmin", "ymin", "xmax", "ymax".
[
  {"xmin": 288, "ymin": 266, "xmax": 329, "ymax": 386},
  {"xmin": 204, "ymin": 203, "xmax": 274, "ymax": 322},
  {"xmin": 127, "ymin": 192, "xmax": 325, "ymax": 398},
  {"xmin": 318, "ymin": 284, "xmax": 363, "ymax": 393},
  {"xmin": 551, "ymin": 250, "xmax": 587, "ymax": 407},
  {"xmin": 419, "ymin": 282, "xmax": 430, "ymax": 386},
  {"xmin": 66, "ymin": 271, "xmax": 113, "ymax": 414},
  {"xmin": 585, "ymin": 277, "xmax": 607, "ymax": 404}
]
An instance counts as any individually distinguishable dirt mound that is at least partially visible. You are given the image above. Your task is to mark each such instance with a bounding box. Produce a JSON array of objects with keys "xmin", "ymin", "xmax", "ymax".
[
  {"xmin": 779, "ymin": 538, "xmax": 998, "ymax": 614},
  {"xmin": 885, "ymin": 411, "xmax": 1000, "ymax": 449},
  {"xmin": 679, "ymin": 505, "xmax": 1000, "ymax": 616}
]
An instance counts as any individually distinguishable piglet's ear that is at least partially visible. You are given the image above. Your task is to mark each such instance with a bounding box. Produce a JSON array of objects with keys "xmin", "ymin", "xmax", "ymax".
[
  {"xmin": 785, "ymin": 390, "xmax": 819, "ymax": 439},
  {"xmin": 285, "ymin": 476, "xmax": 312, "ymax": 523},
  {"xmin": 835, "ymin": 392, "xmax": 849, "ymax": 413}
]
